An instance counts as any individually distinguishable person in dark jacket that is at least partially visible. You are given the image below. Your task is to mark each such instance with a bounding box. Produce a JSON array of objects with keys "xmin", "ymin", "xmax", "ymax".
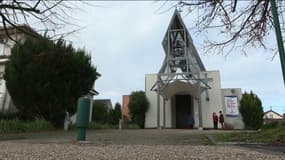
[
  {"xmin": 212, "ymin": 112, "xmax": 218, "ymax": 129},
  {"xmin": 188, "ymin": 113, "xmax": 195, "ymax": 129},
  {"xmin": 219, "ymin": 110, "xmax": 225, "ymax": 129}
]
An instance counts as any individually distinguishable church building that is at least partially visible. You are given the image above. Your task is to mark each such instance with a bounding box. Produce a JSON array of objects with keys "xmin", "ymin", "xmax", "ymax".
[{"xmin": 145, "ymin": 10, "xmax": 244, "ymax": 129}]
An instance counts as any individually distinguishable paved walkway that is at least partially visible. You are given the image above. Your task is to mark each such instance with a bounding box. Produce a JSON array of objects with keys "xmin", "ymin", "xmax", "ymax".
[
  {"xmin": 1, "ymin": 129, "xmax": 213, "ymax": 144},
  {"xmin": 0, "ymin": 129, "xmax": 284, "ymax": 159}
]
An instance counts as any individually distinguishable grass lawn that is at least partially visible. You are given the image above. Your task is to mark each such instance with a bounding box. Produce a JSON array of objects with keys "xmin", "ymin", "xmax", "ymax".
[{"xmin": 212, "ymin": 123, "xmax": 285, "ymax": 145}]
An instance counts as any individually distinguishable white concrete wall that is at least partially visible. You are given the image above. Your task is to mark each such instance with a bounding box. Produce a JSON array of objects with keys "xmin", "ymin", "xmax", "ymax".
[
  {"xmin": 145, "ymin": 71, "xmax": 225, "ymax": 129},
  {"xmin": 145, "ymin": 74, "xmax": 155, "ymax": 128},
  {"xmin": 145, "ymin": 71, "xmax": 244, "ymax": 129},
  {"xmin": 145, "ymin": 74, "xmax": 201, "ymax": 128},
  {"xmin": 221, "ymin": 88, "xmax": 244, "ymax": 129},
  {"xmin": 145, "ymin": 74, "xmax": 162, "ymax": 128},
  {"xmin": 200, "ymin": 71, "xmax": 224, "ymax": 128}
]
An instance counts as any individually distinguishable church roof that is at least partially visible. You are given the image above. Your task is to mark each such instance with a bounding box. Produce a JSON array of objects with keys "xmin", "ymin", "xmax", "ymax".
[{"xmin": 161, "ymin": 10, "xmax": 206, "ymax": 72}]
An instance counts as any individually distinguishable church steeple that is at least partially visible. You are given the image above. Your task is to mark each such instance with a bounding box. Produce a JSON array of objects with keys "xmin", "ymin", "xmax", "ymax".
[{"xmin": 159, "ymin": 10, "xmax": 205, "ymax": 75}]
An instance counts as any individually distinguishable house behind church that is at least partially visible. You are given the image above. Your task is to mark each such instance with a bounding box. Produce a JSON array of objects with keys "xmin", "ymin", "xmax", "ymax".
[{"xmin": 0, "ymin": 26, "xmax": 37, "ymax": 113}]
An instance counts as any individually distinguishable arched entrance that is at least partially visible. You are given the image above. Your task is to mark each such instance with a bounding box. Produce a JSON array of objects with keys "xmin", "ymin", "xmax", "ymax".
[{"xmin": 172, "ymin": 94, "xmax": 193, "ymax": 129}]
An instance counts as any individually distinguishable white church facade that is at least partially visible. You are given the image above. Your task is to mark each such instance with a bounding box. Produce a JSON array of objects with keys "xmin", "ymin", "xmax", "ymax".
[{"xmin": 145, "ymin": 10, "xmax": 244, "ymax": 129}]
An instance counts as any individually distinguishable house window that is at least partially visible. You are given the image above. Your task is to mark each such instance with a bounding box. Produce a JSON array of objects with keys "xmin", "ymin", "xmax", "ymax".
[{"xmin": 269, "ymin": 114, "xmax": 273, "ymax": 119}]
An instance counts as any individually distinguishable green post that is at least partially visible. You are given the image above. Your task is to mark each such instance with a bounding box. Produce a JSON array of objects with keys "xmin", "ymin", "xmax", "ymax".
[
  {"xmin": 270, "ymin": 0, "xmax": 285, "ymax": 85},
  {"xmin": 76, "ymin": 97, "xmax": 90, "ymax": 141}
]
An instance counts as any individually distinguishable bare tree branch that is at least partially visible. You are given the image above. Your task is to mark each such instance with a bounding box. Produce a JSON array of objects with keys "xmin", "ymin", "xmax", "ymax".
[
  {"xmin": 0, "ymin": 0, "xmax": 82, "ymax": 42},
  {"xmin": 177, "ymin": 0, "xmax": 283, "ymax": 55}
]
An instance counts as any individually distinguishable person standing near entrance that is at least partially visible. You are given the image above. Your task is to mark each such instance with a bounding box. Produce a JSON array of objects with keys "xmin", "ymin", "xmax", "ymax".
[
  {"xmin": 188, "ymin": 113, "xmax": 195, "ymax": 129},
  {"xmin": 212, "ymin": 112, "xmax": 218, "ymax": 129},
  {"xmin": 219, "ymin": 111, "xmax": 225, "ymax": 129}
]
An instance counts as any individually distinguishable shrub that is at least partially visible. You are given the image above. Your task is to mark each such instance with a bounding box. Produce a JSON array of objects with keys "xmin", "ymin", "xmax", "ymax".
[
  {"xmin": 88, "ymin": 122, "xmax": 117, "ymax": 129},
  {"xmin": 109, "ymin": 103, "xmax": 122, "ymax": 125},
  {"xmin": 281, "ymin": 121, "xmax": 285, "ymax": 127},
  {"xmin": 239, "ymin": 91, "xmax": 263, "ymax": 130},
  {"xmin": 122, "ymin": 123, "xmax": 140, "ymax": 129},
  {"xmin": 0, "ymin": 119, "xmax": 54, "ymax": 133},
  {"xmin": 0, "ymin": 112, "xmax": 20, "ymax": 120},
  {"xmin": 261, "ymin": 121, "xmax": 280, "ymax": 130},
  {"xmin": 92, "ymin": 101, "xmax": 110, "ymax": 124},
  {"xmin": 4, "ymin": 36, "xmax": 99, "ymax": 128},
  {"xmin": 128, "ymin": 91, "xmax": 149, "ymax": 128}
]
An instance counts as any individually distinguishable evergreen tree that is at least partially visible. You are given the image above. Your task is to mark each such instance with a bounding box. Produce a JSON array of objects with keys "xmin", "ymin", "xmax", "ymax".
[
  {"xmin": 109, "ymin": 102, "xmax": 122, "ymax": 125},
  {"xmin": 4, "ymin": 36, "xmax": 99, "ymax": 128},
  {"xmin": 239, "ymin": 91, "xmax": 264, "ymax": 130},
  {"xmin": 128, "ymin": 91, "xmax": 149, "ymax": 128},
  {"xmin": 92, "ymin": 101, "xmax": 109, "ymax": 124}
]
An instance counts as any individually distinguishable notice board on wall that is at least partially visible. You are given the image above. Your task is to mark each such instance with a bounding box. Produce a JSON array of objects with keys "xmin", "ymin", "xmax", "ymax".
[{"xmin": 224, "ymin": 96, "xmax": 239, "ymax": 116}]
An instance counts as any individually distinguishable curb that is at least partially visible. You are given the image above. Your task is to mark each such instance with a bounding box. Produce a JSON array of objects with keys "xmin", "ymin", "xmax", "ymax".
[
  {"xmin": 205, "ymin": 135, "xmax": 217, "ymax": 145},
  {"xmin": 205, "ymin": 135, "xmax": 266, "ymax": 145}
]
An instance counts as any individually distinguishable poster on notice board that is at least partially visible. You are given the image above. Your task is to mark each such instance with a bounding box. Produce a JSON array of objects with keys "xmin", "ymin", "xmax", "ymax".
[{"xmin": 224, "ymin": 96, "xmax": 239, "ymax": 116}]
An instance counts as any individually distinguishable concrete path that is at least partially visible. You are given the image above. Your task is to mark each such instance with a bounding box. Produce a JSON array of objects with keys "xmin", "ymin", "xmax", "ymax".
[{"xmin": 1, "ymin": 129, "xmax": 212, "ymax": 144}]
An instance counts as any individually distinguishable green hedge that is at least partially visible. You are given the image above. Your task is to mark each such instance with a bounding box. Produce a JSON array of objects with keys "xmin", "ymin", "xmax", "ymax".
[
  {"xmin": 0, "ymin": 119, "xmax": 54, "ymax": 133},
  {"xmin": 0, "ymin": 112, "xmax": 20, "ymax": 120},
  {"xmin": 88, "ymin": 122, "xmax": 118, "ymax": 129},
  {"xmin": 261, "ymin": 121, "xmax": 280, "ymax": 130},
  {"xmin": 70, "ymin": 122, "xmax": 140, "ymax": 130},
  {"xmin": 122, "ymin": 123, "xmax": 140, "ymax": 129}
]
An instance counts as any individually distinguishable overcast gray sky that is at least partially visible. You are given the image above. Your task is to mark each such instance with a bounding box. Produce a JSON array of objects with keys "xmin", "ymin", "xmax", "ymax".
[{"xmin": 66, "ymin": 1, "xmax": 284, "ymax": 114}]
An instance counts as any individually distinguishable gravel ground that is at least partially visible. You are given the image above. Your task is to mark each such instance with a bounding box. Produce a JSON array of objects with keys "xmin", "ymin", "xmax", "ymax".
[
  {"xmin": 0, "ymin": 142, "xmax": 284, "ymax": 160},
  {"xmin": 0, "ymin": 129, "xmax": 284, "ymax": 160}
]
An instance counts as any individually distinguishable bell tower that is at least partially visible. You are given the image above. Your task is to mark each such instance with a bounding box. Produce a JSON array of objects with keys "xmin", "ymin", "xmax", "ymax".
[
  {"xmin": 152, "ymin": 10, "xmax": 210, "ymax": 129},
  {"xmin": 159, "ymin": 9, "xmax": 205, "ymax": 76}
]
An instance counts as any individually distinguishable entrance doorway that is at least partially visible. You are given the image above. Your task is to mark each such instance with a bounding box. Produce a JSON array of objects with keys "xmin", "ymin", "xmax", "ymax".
[{"xmin": 175, "ymin": 94, "xmax": 192, "ymax": 129}]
